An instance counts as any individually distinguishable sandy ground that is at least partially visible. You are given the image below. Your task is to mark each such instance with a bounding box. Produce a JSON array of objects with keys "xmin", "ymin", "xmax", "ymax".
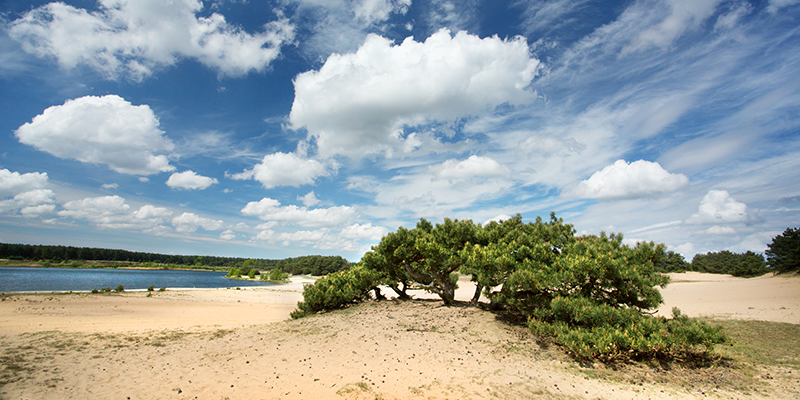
[
  {"xmin": 656, "ymin": 272, "xmax": 800, "ymax": 324},
  {"xmin": 1, "ymin": 273, "xmax": 799, "ymax": 399}
]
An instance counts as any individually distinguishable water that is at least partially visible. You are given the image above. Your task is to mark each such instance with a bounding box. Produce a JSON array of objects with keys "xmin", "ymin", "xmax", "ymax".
[{"xmin": 0, "ymin": 267, "xmax": 276, "ymax": 292}]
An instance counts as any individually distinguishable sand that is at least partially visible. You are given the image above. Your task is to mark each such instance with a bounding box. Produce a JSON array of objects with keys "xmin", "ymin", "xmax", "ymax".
[{"xmin": 1, "ymin": 273, "xmax": 799, "ymax": 399}]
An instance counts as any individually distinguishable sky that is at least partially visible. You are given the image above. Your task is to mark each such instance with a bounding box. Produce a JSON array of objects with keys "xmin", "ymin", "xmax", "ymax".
[{"xmin": 1, "ymin": 0, "xmax": 798, "ymax": 262}]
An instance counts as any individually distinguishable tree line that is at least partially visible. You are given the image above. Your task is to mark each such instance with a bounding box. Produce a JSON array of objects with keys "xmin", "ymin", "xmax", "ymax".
[
  {"xmin": 291, "ymin": 213, "xmax": 731, "ymax": 363},
  {"xmin": 655, "ymin": 227, "xmax": 800, "ymax": 277},
  {"xmin": 0, "ymin": 242, "xmax": 352, "ymax": 275}
]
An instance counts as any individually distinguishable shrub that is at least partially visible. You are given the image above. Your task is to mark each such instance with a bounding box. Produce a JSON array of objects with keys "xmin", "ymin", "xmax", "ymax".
[
  {"xmin": 248, "ymin": 269, "xmax": 257, "ymax": 279},
  {"xmin": 91, "ymin": 288, "xmax": 99, "ymax": 294},
  {"xmin": 227, "ymin": 268, "xmax": 241, "ymax": 278},
  {"xmin": 147, "ymin": 285, "xmax": 154, "ymax": 292},
  {"xmin": 528, "ymin": 297, "xmax": 727, "ymax": 362},
  {"xmin": 114, "ymin": 284, "xmax": 124, "ymax": 292},
  {"xmin": 159, "ymin": 287, "xmax": 166, "ymax": 292},
  {"xmin": 291, "ymin": 264, "xmax": 384, "ymax": 319},
  {"xmin": 267, "ymin": 268, "xmax": 289, "ymax": 281}
]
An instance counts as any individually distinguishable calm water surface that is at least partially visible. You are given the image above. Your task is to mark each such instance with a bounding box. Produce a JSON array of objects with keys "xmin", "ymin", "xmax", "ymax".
[{"xmin": 0, "ymin": 267, "xmax": 275, "ymax": 292}]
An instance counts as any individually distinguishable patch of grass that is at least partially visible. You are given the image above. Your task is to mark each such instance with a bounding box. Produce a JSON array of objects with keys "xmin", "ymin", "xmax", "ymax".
[
  {"xmin": 710, "ymin": 319, "xmax": 800, "ymax": 369},
  {"xmin": 570, "ymin": 318, "xmax": 800, "ymax": 397}
]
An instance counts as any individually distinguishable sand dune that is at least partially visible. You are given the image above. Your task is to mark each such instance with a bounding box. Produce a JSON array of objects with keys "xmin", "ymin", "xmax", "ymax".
[{"xmin": 1, "ymin": 273, "xmax": 798, "ymax": 399}]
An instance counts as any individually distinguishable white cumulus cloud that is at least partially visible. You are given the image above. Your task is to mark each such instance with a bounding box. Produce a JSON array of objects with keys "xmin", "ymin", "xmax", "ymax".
[
  {"xmin": 220, "ymin": 229, "xmax": 236, "ymax": 240},
  {"xmin": 298, "ymin": 191, "xmax": 321, "ymax": 207},
  {"xmin": 241, "ymin": 197, "xmax": 356, "ymax": 227},
  {"xmin": 171, "ymin": 212, "xmax": 224, "ymax": 233},
  {"xmin": 0, "ymin": 169, "xmax": 49, "ymax": 198},
  {"xmin": 58, "ymin": 195, "xmax": 172, "ymax": 231},
  {"xmin": 8, "ymin": 0, "xmax": 294, "ymax": 80},
  {"xmin": 231, "ymin": 152, "xmax": 329, "ymax": 189},
  {"xmin": 15, "ymin": 95, "xmax": 175, "ymax": 176},
  {"xmin": 166, "ymin": 170, "xmax": 218, "ymax": 190},
  {"xmin": 567, "ymin": 159, "xmax": 689, "ymax": 200},
  {"xmin": 686, "ymin": 190, "xmax": 748, "ymax": 225},
  {"xmin": 290, "ymin": 28, "xmax": 540, "ymax": 158},
  {"xmin": 0, "ymin": 189, "xmax": 56, "ymax": 217},
  {"xmin": 340, "ymin": 223, "xmax": 389, "ymax": 240},
  {"xmin": 432, "ymin": 155, "xmax": 509, "ymax": 180}
]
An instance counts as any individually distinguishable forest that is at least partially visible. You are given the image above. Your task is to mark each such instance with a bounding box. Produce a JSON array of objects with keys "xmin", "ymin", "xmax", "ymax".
[{"xmin": 0, "ymin": 242, "xmax": 352, "ymax": 275}]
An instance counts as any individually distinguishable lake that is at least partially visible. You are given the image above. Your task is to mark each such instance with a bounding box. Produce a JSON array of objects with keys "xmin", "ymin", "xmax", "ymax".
[{"xmin": 0, "ymin": 267, "xmax": 276, "ymax": 292}]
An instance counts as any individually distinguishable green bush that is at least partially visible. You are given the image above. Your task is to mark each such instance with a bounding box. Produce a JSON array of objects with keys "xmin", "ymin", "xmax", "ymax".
[
  {"xmin": 227, "ymin": 268, "xmax": 241, "ymax": 278},
  {"xmin": 114, "ymin": 284, "xmax": 124, "ymax": 292},
  {"xmin": 291, "ymin": 264, "xmax": 384, "ymax": 319},
  {"xmin": 147, "ymin": 285, "xmax": 154, "ymax": 292},
  {"xmin": 265, "ymin": 268, "xmax": 289, "ymax": 281},
  {"xmin": 529, "ymin": 297, "xmax": 727, "ymax": 362},
  {"xmin": 248, "ymin": 269, "xmax": 257, "ymax": 279}
]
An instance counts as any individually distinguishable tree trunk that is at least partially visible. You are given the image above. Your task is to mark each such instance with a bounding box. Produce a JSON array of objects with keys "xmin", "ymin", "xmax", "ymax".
[
  {"xmin": 470, "ymin": 283, "xmax": 483, "ymax": 305},
  {"xmin": 389, "ymin": 284, "xmax": 411, "ymax": 300}
]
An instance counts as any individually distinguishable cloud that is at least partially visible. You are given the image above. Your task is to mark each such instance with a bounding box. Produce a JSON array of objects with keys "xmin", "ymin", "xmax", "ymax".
[
  {"xmin": 298, "ymin": 191, "xmax": 321, "ymax": 207},
  {"xmin": 353, "ymin": 0, "xmax": 411, "ymax": 24},
  {"xmin": 518, "ymin": 135, "xmax": 586, "ymax": 156},
  {"xmin": 220, "ymin": 229, "xmax": 236, "ymax": 240},
  {"xmin": 0, "ymin": 189, "xmax": 56, "ymax": 217},
  {"xmin": 484, "ymin": 214, "xmax": 513, "ymax": 225},
  {"xmin": 134, "ymin": 204, "xmax": 174, "ymax": 220},
  {"xmin": 241, "ymin": 197, "xmax": 356, "ymax": 227},
  {"xmin": 671, "ymin": 242, "xmax": 695, "ymax": 257},
  {"xmin": 171, "ymin": 212, "xmax": 224, "ymax": 233},
  {"xmin": 256, "ymin": 228, "xmax": 328, "ymax": 243},
  {"xmin": 623, "ymin": 0, "xmax": 722, "ymax": 54},
  {"xmin": 102, "ymin": 183, "xmax": 119, "ymax": 190},
  {"xmin": 0, "ymin": 169, "xmax": 49, "ymax": 198},
  {"xmin": 420, "ymin": 0, "xmax": 480, "ymax": 34},
  {"xmin": 431, "ymin": 155, "xmax": 509, "ymax": 180},
  {"xmin": 340, "ymin": 223, "xmax": 389, "ymax": 240},
  {"xmin": 286, "ymin": 0, "xmax": 411, "ymax": 57},
  {"xmin": 702, "ymin": 225, "xmax": 736, "ymax": 235},
  {"xmin": 8, "ymin": 0, "xmax": 294, "ymax": 80},
  {"xmin": 767, "ymin": 0, "xmax": 800, "ymax": 14},
  {"xmin": 567, "ymin": 160, "xmax": 689, "ymax": 200},
  {"xmin": 58, "ymin": 195, "xmax": 173, "ymax": 231},
  {"xmin": 166, "ymin": 170, "xmax": 218, "ymax": 190},
  {"xmin": 231, "ymin": 152, "xmax": 329, "ymax": 188},
  {"xmin": 290, "ymin": 28, "xmax": 540, "ymax": 158},
  {"xmin": 686, "ymin": 190, "xmax": 748, "ymax": 225},
  {"xmin": 15, "ymin": 95, "xmax": 175, "ymax": 176}
]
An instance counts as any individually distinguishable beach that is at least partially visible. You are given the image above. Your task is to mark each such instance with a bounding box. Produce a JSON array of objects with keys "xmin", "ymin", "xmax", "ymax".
[{"xmin": 1, "ymin": 273, "xmax": 799, "ymax": 399}]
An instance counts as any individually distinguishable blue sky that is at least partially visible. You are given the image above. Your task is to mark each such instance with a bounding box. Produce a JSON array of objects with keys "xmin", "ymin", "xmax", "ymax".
[{"xmin": 1, "ymin": 0, "xmax": 798, "ymax": 262}]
